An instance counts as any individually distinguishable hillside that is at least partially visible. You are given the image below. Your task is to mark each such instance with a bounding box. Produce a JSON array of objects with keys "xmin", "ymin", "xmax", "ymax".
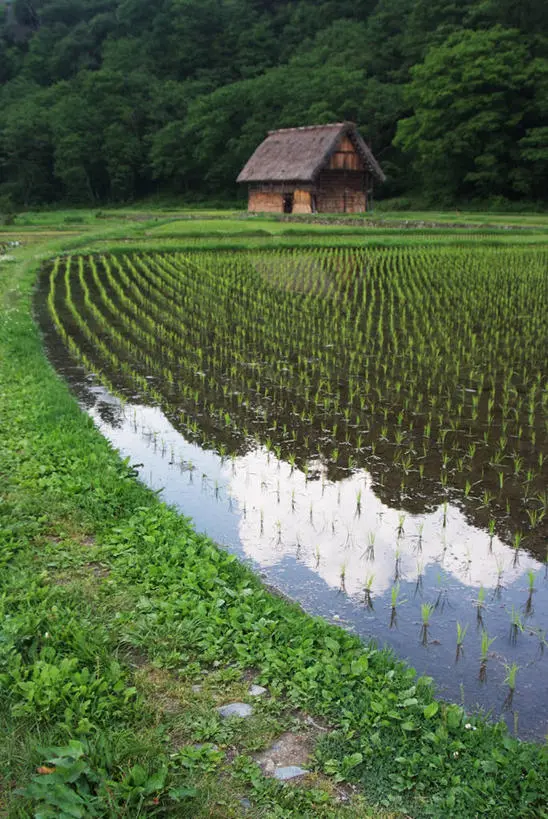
[{"xmin": 0, "ymin": 0, "xmax": 547, "ymax": 206}]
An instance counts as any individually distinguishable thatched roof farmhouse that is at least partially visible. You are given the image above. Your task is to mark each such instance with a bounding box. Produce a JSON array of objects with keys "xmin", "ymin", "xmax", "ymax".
[{"xmin": 237, "ymin": 122, "xmax": 385, "ymax": 214}]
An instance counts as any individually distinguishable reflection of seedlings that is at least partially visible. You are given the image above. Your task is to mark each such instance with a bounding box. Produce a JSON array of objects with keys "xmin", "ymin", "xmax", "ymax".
[
  {"xmin": 364, "ymin": 574, "xmax": 374, "ymax": 609},
  {"xmin": 533, "ymin": 628, "xmax": 547, "ymax": 656},
  {"xmin": 365, "ymin": 531, "xmax": 375, "ymax": 561},
  {"xmin": 476, "ymin": 586, "xmax": 486, "ymax": 628},
  {"xmin": 315, "ymin": 543, "xmax": 321, "ymax": 567},
  {"xmin": 479, "ymin": 630, "xmax": 496, "ymax": 682},
  {"xmin": 420, "ymin": 603, "xmax": 435, "ymax": 646},
  {"xmin": 291, "ymin": 490, "xmax": 296, "ymax": 512},
  {"xmin": 461, "ymin": 546, "xmax": 471, "ymax": 578},
  {"xmin": 415, "ymin": 559, "xmax": 424, "ymax": 597},
  {"xmin": 260, "ymin": 509, "xmax": 264, "ymax": 535},
  {"xmin": 416, "ymin": 522, "xmax": 424, "ymax": 552},
  {"xmin": 394, "ymin": 547, "xmax": 402, "ymax": 582},
  {"xmin": 524, "ymin": 569, "xmax": 535, "ymax": 616},
  {"xmin": 309, "ymin": 502, "xmax": 314, "ymax": 524},
  {"xmin": 275, "ymin": 520, "xmax": 282, "ymax": 544},
  {"xmin": 355, "ymin": 489, "xmax": 362, "ymax": 517},
  {"xmin": 396, "ymin": 514, "xmax": 405, "ymax": 538},
  {"xmin": 434, "ymin": 572, "xmax": 449, "ymax": 611},
  {"xmin": 390, "ymin": 582, "xmax": 405, "ymax": 628},
  {"xmin": 503, "ymin": 663, "xmax": 519, "ymax": 710},
  {"xmin": 455, "ymin": 622, "xmax": 468, "ymax": 662},
  {"xmin": 442, "ymin": 500, "xmax": 448, "ymax": 528},
  {"xmin": 509, "ymin": 606, "xmax": 524, "ymax": 644}
]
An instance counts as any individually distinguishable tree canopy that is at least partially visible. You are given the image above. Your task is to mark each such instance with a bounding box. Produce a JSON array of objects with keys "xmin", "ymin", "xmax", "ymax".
[{"xmin": 0, "ymin": 0, "xmax": 546, "ymax": 205}]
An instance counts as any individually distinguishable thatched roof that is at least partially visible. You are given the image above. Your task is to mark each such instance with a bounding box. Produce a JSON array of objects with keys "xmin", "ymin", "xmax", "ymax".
[{"xmin": 237, "ymin": 122, "xmax": 385, "ymax": 184}]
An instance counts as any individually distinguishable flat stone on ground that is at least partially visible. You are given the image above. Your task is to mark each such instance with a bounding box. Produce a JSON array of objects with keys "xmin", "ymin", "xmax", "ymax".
[
  {"xmin": 254, "ymin": 731, "xmax": 315, "ymax": 777},
  {"xmin": 217, "ymin": 702, "xmax": 253, "ymax": 718},
  {"xmin": 248, "ymin": 684, "xmax": 267, "ymax": 697},
  {"xmin": 274, "ymin": 766, "xmax": 310, "ymax": 781}
]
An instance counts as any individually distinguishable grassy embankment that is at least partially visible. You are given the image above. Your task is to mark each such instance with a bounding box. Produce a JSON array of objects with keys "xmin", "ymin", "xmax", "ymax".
[{"xmin": 1, "ymin": 212, "xmax": 547, "ymax": 818}]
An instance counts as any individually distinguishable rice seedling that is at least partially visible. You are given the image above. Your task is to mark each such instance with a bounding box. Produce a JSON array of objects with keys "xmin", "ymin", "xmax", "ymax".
[
  {"xmin": 476, "ymin": 586, "xmax": 486, "ymax": 628},
  {"xmin": 512, "ymin": 531, "xmax": 524, "ymax": 566},
  {"xmin": 503, "ymin": 663, "xmax": 519, "ymax": 710},
  {"xmin": 479, "ymin": 631, "xmax": 496, "ymax": 682},
  {"xmin": 363, "ymin": 574, "xmax": 374, "ymax": 609},
  {"xmin": 420, "ymin": 603, "xmax": 435, "ymax": 646},
  {"xmin": 339, "ymin": 562, "xmax": 347, "ymax": 593},
  {"xmin": 509, "ymin": 606, "xmax": 524, "ymax": 644},
  {"xmin": 455, "ymin": 622, "xmax": 468, "ymax": 662},
  {"xmin": 389, "ymin": 582, "xmax": 405, "ymax": 628}
]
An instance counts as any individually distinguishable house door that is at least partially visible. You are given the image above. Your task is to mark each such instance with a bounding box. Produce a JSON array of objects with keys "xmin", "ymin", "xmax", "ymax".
[{"xmin": 283, "ymin": 193, "xmax": 294, "ymax": 214}]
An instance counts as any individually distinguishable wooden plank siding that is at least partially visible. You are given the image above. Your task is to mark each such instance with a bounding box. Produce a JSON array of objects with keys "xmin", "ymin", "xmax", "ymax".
[
  {"xmin": 293, "ymin": 189, "xmax": 312, "ymax": 214},
  {"xmin": 328, "ymin": 135, "xmax": 364, "ymax": 172},
  {"xmin": 248, "ymin": 190, "xmax": 284, "ymax": 213},
  {"xmin": 316, "ymin": 170, "xmax": 366, "ymax": 213}
]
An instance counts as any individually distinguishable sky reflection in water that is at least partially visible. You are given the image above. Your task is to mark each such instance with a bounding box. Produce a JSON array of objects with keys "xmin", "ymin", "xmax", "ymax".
[{"xmin": 84, "ymin": 388, "xmax": 547, "ymax": 741}]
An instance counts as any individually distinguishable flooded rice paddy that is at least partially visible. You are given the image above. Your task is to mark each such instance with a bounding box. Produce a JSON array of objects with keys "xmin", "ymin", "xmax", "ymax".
[{"xmin": 37, "ymin": 247, "xmax": 548, "ymax": 739}]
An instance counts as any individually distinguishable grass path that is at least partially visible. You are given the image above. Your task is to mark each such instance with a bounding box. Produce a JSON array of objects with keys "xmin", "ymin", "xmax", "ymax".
[{"xmin": 0, "ymin": 221, "xmax": 547, "ymax": 817}]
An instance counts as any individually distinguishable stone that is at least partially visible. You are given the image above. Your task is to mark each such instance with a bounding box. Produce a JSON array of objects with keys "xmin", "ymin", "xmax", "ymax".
[
  {"xmin": 191, "ymin": 684, "xmax": 202, "ymax": 693},
  {"xmin": 274, "ymin": 766, "xmax": 309, "ymax": 781},
  {"xmin": 248, "ymin": 684, "xmax": 267, "ymax": 697},
  {"xmin": 254, "ymin": 732, "xmax": 314, "ymax": 778},
  {"xmin": 217, "ymin": 702, "xmax": 253, "ymax": 718}
]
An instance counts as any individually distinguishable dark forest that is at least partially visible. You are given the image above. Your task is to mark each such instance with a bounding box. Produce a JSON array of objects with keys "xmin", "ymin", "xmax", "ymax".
[{"xmin": 1, "ymin": 0, "xmax": 547, "ymax": 206}]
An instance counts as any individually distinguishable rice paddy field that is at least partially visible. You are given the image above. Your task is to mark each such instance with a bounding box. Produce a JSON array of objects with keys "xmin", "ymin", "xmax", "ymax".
[{"xmin": 37, "ymin": 234, "xmax": 548, "ymax": 739}]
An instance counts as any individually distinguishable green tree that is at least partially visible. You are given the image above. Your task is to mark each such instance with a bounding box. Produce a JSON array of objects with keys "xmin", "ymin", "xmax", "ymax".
[{"xmin": 395, "ymin": 27, "xmax": 547, "ymax": 200}]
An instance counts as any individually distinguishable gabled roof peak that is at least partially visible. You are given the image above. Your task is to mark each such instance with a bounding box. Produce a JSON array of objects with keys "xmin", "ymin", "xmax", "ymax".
[
  {"xmin": 267, "ymin": 122, "xmax": 350, "ymax": 135},
  {"xmin": 237, "ymin": 122, "xmax": 385, "ymax": 184}
]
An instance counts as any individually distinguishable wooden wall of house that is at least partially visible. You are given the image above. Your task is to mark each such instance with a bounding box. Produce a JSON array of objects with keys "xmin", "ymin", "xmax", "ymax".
[
  {"xmin": 248, "ymin": 189, "xmax": 284, "ymax": 213},
  {"xmin": 248, "ymin": 187, "xmax": 312, "ymax": 213},
  {"xmin": 293, "ymin": 189, "xmax": 312, "ymax": 214},
  {"xmin": 316, "ymin": 170, "xmax": 366, "ymax": 213}
]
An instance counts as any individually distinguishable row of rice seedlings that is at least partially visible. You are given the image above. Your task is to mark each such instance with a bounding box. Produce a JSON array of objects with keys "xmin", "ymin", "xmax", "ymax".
[{"xmin": 44, "ymin": 246, "xmax": 547, "ymax": 553}]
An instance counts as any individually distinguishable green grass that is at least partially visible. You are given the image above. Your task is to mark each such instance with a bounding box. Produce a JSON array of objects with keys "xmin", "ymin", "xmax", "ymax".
[{"xmin": 1, "ymin": 213, "xmax": 547, "ymax": 817}]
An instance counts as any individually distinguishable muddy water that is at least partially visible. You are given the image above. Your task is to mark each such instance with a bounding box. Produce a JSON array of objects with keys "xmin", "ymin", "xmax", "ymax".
[{"xmin": 38, "ymin": 346, "xmax": 548, "ymax": 741}]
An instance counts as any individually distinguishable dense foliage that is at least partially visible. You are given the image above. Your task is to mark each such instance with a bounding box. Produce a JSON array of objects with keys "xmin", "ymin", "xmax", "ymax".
[{"xmin": 0, "ymin": 0, "xmax": 547, "ymax": 205}]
